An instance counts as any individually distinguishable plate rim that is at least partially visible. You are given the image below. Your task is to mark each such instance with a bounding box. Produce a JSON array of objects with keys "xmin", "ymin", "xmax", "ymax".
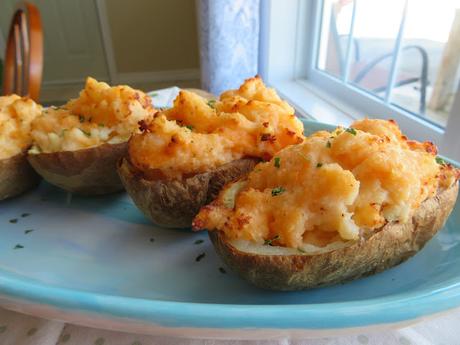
[{"xmin": 2, "ymin": 266, "xmax": 460, "ymax": 330}]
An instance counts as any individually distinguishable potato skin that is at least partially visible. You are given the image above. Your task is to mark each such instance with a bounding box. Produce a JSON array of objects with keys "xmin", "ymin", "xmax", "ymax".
[
  {"xmin": 27, "ymin": 142, "xmax": 127, "ymax": 195},
  {"xmin": 0, "ymin": 152, "xmax": 41, "ymax": 201},
  {"xmin": 118, "ymin": 157, "xmax": 258, "ymax": 228},
  {"xmin": 209, "ymin": 182, "xmax": 459, "ymax": 291}
]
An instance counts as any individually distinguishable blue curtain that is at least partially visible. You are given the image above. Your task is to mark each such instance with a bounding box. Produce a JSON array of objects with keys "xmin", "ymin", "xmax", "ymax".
[{"xmin": 198, "ymin": 0, "xmax": 260, "ymax": 95}]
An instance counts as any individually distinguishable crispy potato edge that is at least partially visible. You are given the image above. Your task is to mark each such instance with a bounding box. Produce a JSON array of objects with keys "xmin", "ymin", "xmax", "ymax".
[
  {"xmin": 27, "ymin": 142, "xmax": 127, "ymax": 195},
  {"xmin": 117, "ymin": 157, "xmax": 258, "ymax": 228},
  {"xmin": 0, "ymin": 152, "xmax": 41, "ymax": 201}
]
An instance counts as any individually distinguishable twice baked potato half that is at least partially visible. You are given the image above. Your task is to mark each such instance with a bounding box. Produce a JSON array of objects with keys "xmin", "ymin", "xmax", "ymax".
[
  {"xmin": 0, "ymin": 95, "xmax": 42, "ymax": 200},
  {"xmin": 121, "ymin": 76, "xmax": 304, "ymax": 228},
  {"xmin": 209, "ymin": 182, "xmax": 458, "ymax": 290},
  {"xmin": 0, "ymin": 152, "xmax": 40, "ymax": 201},
  {"xmin": 28, "ymin": 142, "xmax": 127, "ymax": 195},
  {"xmin": 194, "ymin": 119, "xmax": 460, "ymax": 290},
  {"xmin": 118, "ymin": 157, "xmax": 258, "ymax": 227},
  {"xmin": 28, "ymin": 77, "xmax": 155, "ymax": 195}
]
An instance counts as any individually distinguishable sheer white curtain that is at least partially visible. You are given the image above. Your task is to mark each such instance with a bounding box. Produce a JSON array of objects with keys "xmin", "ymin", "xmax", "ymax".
[{"xmin": 197, "ymin": 0, "xmax": 260, "ymax": 95}]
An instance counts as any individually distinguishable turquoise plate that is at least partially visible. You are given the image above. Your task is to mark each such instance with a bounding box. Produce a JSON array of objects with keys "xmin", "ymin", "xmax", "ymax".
[{"xmin": 0, "ymin": 120, "xmax": 459, "ymax": 339}]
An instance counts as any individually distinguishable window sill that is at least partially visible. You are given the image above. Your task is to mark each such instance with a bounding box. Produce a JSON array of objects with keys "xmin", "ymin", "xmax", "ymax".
[{"xmin": 271, "ymin": 79, "xmax": 363, "ymax": 126}]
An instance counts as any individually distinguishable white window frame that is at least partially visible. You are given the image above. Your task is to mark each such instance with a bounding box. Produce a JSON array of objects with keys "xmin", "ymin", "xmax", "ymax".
[{"xmin": 259, "ymin": 0, "xmax": 460, "ymax": 161}]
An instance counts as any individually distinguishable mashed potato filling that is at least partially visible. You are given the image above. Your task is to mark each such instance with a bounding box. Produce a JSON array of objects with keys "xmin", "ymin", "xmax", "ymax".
[
  {"xmin": 129, "ymin": 77, "xmax": 304, "ymax": 179},
  {"xmin": 30, "ymin": 78, "xmax": 155, "ymax": 153},
  {"xmin": 194, "ymin": 119, "xmax": 459, "ymax": 249},
  {"xmin": 0, "ymin": 95, "xmax": 42, "ymax": 159}
]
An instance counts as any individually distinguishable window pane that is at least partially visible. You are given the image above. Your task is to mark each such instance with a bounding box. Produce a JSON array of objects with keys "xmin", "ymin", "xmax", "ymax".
[
  {"xmin": 346, "ymin": 0, "xmax": 405, "ymax": 98},
  {"xmin": 390, "ymin": 0, "xmax": 460, "ymax": 127},
  {"xmin": 317, "ymin": 0, "xmax": 355, "ymax": 79}
]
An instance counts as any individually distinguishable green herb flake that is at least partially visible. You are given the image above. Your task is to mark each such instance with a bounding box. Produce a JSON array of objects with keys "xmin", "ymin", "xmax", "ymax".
[
  {"xmin": 9, "ymin": 219, "xmax": 18, "ymax": 224},
  {"xmin": 195, "ymin": 252, "xmax": 206, "ymax": 262},
  {"xmin": 98, "ymin": 123, "xmax": 105, "ymax": 127},
  {"xmin": 24, "ymin": 229, "xmax": 34, "ymax": 234},
  {"xmin": 219, "ymin": 267, "xmax": 226, "ymax": 274},
  {"xmin": 435, "ymin": 156, "xmax": 446, "ymax": 165},
  {"xmin": 316, "ymin": 163, "xmax": 323, "ymax": 168},
  {"xmin": 13, "ymin": 244, "xmax": 24, "ymax": 250},
  {"xmin": 21, "ymin": 213, "xmax": 30, "ymax": 218},
  {"xmin": 264, "ymin": 235, "xmax": 280, "ymax": 246},
  {"xmin": 326, "ymin": 141, "xmax": 331, "ymax": 148},
  {"xmin": 80, "ymin": 128, "xmax": 91, "ymax": 137},
  {"xmin": 335, "ymin": 129, "xmax": 344, "ymax": 136},
  {"xmin": 274, "ymin": 157, "xmax": 281, "ymax": 168},
  {"xmin": 271, "ymin": 187, "xmax": 286, "ymax": 196},
  {"xmin": 150, "ymin": 92, "xmax": 158, "ymax": 97},
  {"xmin": 79, "ymin": 115, "xmax": 85, "ymax": 123},
  {"xmin": 186, "ymin": 125, "xmax": 194, "ymax": 131},
  {"xmin": 194, "ymin": 239, "xmax": 204, "ymax": 245},
  {"xmin": 59, "ymin": 129, "xmax": 68, "ymax": 137},
  {"xmin": 207, "ymin": 99, "xmax": 216, "ymax": 108},
  {"xmin": 345, "ymin": 127, "xmax": 357, "ymax": 136}
]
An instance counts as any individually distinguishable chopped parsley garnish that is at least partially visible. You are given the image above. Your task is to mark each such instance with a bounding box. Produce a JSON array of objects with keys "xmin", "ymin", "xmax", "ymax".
[
  {"xmin": 79, "ymin": 115, "xmax": 85, "ymax": 123},
  {"xmin": 194, "ymin": 239, "xmax": 204, "ymax": 245},
  {"xmin": 150, "ymin": 92, "xmax": 158, "ymax": 97},
  {"xmin": 9, "ymin": 219, "xmax": 18, "ymax": 224},
  {"xmin": 264, "ymin": 235, "xmax": 280, "ymax": 246},
  {"xmin": 13, "ymin": 244, "xmax": 24, "ymax": 250},
  {"xmin": 195, "ymin": 252, "xmax": 206, "ymax": 262},
  {"xmin": 326, "ymin": 141, "xmax": 331, "ymax": 148},
  {"xmin": 98, "ymin": 123, "xmax": 105, "ymax": 127},
  {"xmin": 186, "ymin": 125, "xmax": 194, "ymax": 131},
  {"xmin": 59, "ymin": 129, "xmax": 68, "ymax": 137},
  {"xmin": 274, "ymin": 157, "xmax": 281, "ymax": 168},
  {"xmin": 271, "ymin": 187, "xmax": 286, "ymax": 196},
  {"xmin": 21, "ymin": 213, "xmax": 30, "ymax": 218},
  {"xmin": 435, "ymin": 156, "xmax": 446, "ymax": 165},
  {"xmin": 345, "ymin": 127, "xmax": 357, "ymax": 135},
  {"xmin": 219, "ymin": 267, "xmax": 227, "ymax": 274},
  {"xmin": 207, "ymin": 99, "xmax": 216, "ymax": 108},
  {"xmin": 316, "ymin": 163, "xmax": 323, "ymax": 168},
  {"xmin": 80, "ymin": 129, "xmax": 91, "ymax": 137},
  {"xmin": 24, "ymin": 229, "xmax": 34, "ymax": 234}
]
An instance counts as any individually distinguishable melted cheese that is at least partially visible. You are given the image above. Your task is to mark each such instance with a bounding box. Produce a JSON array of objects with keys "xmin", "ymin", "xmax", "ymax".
[
  {"xmin": 30, "ymin": 77, "xmax": 155, "ymax": 153},
  {"xmin": 0, "ymin": 95, "xmax": 42, "ymax": 159},
  {"xmin": 129, "ymin": 76, "xmax": 304, "ymax": 178},
  {"xmin": 194, "ymin": 119, "xmax": 458, "ymax": 249}
]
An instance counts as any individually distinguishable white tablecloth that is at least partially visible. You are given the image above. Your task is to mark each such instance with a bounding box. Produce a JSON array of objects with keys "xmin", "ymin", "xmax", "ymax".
[{"xmin": 0, "ymin": 307, "xmax": 459, "ymax": 345}]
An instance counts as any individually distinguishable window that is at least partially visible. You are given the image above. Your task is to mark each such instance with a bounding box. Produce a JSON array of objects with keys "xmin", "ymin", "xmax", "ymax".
[{"xmin": 259, "ymin": 0, "xmax": 460, "ymax": 160}]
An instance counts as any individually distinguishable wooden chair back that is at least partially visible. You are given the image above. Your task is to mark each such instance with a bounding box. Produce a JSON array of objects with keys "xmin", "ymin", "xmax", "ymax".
[{"xmin": 3, "ymin": 2, "xmax": 43, "ymax": 101}]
